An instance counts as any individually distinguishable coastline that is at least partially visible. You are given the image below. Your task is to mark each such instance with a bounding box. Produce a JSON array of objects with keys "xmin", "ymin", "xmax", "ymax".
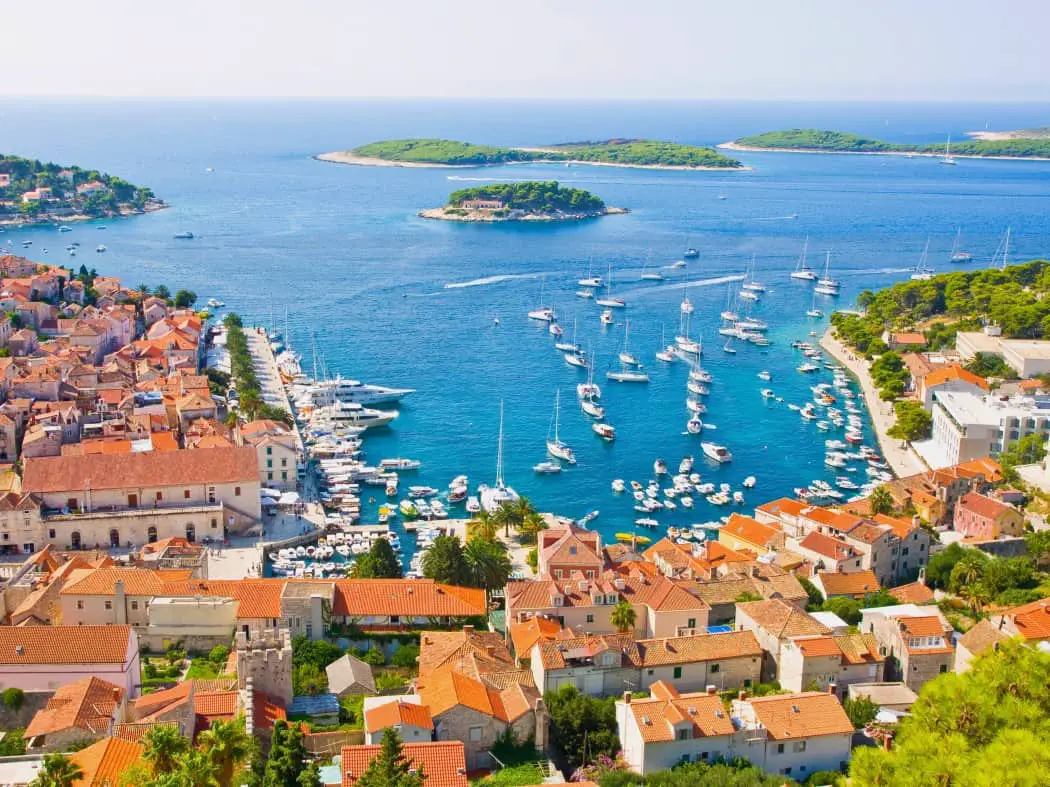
[
  {"xmin": 718, "ymin": 141, "xmax": 1050, "ymax": 163},
  {"xmin": 316, "ymin": 149, "xmax": 750, "ymax": 172},
  {"xmin": 819, "ymin": 328, "xmax": 927, "ymax": 480},
  {"xmin": 0, "ymin": 200, "xmax": 169, "ymax": 229},
  {"xmin": 419, "ymin": 206, "xmax": 628, "ymax": 223}
]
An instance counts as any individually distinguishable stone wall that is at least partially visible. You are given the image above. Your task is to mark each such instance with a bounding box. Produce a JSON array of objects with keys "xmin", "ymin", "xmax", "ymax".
[
  {"xmin": 0, "ymin": 689, "xmax": 52, "ymax": 730},
  {"xmin": 236, "ymin": 628, "xmax": 293, "ymax": 704}
]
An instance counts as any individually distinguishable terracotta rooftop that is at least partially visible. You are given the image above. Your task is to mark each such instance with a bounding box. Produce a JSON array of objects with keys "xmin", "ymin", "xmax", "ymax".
[
  {"xmin": 743, "ymin": 692, "xmax": 853, "ymax": 740},
  {"xmin": 61, "ymin": 567, "xmax": 193, "ymax": 597},
  {"xmin": 721, "ymin": 513, "xmax": 782, "ymax": 549},
  {"xmin": 508, "ymin": 615, "xmax": 563, "ymax": 658},
  {"xmin": 957, "ymin": 491, "xmax": 1013, "ymax": 521},
  {"xmin": 736, "ymin": 599, "xmax": 830, "ymax": 640},
  {"xmin": 70, "ymin": 737, "xmax": 145, "ymax": 786},
  {"xmin": 419, "ymin": 627, "xmax": 515, "ymax": 680},
  {"xmin": 627, "ymin": 691, "xmax": 734, "ymax": 743},
  {"xmin": 25, "ymin": 677, "xmax": 124, "ymax": 738},
  {"xmin": 636, "ymin": 630, "xmax": 763, "ymax": 667},
  {"xmin": 814, "ymin": 570, "xmax": 880, "ymax": 598},
  {"xmin": 417, "ymin": 667, "xmax": 537, "ymax": 722},
  {"xmin": 364, "ymin": 700, "xmax": 433, "ymax": 733},
  {"xmin": 1005, "ymin": 598, "xmax": 1050, "ymax": 641},
  {"xmin": 0, "ymin": 625, "xmax": 132, "ymax": 665},
  {"xmin": 332, "ymin": 579, "xmax": 486, "ymax": 618},
  {"xmin": 923, "ymin": 364, "xmax": 989, "ymax": 391},
  {"xmin": 889, "ymin": 582, "xmax": 935, "ymax": 605},
  {"xmin": 798, "ymin": 531, "xmax": 857, "ymax": 562},
  {"xmin": 341, "ymin": 741, "xmax": 467, "ymax": 787}
]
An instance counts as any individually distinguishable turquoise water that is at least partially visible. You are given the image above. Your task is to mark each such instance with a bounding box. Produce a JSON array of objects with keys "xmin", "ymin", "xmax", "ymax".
[{"xmin": 3, "ymin": 99, "xmax": 1050, "ymax": 555}]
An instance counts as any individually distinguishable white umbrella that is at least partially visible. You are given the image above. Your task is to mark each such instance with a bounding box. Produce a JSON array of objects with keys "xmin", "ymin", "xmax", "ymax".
[{"xmin": 278, "ymin": 491, "xmax": 301, "ymax": 506}]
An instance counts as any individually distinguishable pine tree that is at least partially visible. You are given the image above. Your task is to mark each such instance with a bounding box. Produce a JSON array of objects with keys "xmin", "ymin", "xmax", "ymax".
[{"xmin": 355, "ymin": 729, "xmax": 425, "ymax": 787}]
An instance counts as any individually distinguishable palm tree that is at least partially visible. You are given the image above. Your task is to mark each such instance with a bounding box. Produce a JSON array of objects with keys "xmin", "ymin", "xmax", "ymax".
[
  {"xmin": 470, "ymin": 509, "xmax": 498, "ymax": 542},
  {"xmin": 173, "ymin": 748, "xmax": 220, "ymax": 787},
  {"xmin": 199, "ymin": 718, "xmax": 251, "ymax": 786},
  {"xmin": 463, "ymin": 537, "xmax": 512, "ymax": 606},
  {"xmin": 951, "ymin": 557, "xmax": 984, "ymax": 595},
  {"xmin": 611, "ymin": 599, "xmax": 637, "ymax": 633},
  {"xmin": 143, "ymin": 723, "xmax": 190, "ymax": 776},
  {"xmin": 31, "ymin": 754, "xmax": 83, "ymax": 787},
  {"xmin": 869, "ymin": 486, "xmax": 894, "ymax": 516}
]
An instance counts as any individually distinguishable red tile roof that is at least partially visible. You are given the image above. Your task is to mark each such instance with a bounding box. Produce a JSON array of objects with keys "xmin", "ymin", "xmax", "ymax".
[
  {"xmin": 341, "ymin": 742, "xmax": 467, "ymax": 787},
  {"xmin": 26, "ymin": 677, "xmax": 123, "ymax": 738},
  {"xmin": 721, "ymin": 514, "xmax": 782, "ymax": 549},
  {"xmin": 743, "ymin": 692, "xmax": 853, "ymax": 740},
  {"xmin": 923, "ymin": 364, "xmax": 989, "ymax": 391},
  {"xmin": 332, "ymin": 579, "xmax": 486, "ymax": 618},
  {"xmin": 798, "ymin": 531, "xmax": 857, "ymax": 562},
  {"xmin": 0, "ymin": 625, "xmax": 132, "ymax": 665},
  {"xmin": 70, "ymin": 737, "xmax": 145, "ymax": 786},
  {"xmin": 1006, "ymin": 598, "xmax": 1050, "ymax": 641},
  {"xmin": 364, "ymin": 700, "xmax": 433, "ymax": 733},
  {"xmin": 889, "ymin": 582, "xmax": 935, "ymax": 604},
  {"xmin": 957, "ymin": 491, "xmax": 1013, "ymax": 521},
  {"xmin": 814, "ymin": 570, "xmax": 880, "ymax": 598}
]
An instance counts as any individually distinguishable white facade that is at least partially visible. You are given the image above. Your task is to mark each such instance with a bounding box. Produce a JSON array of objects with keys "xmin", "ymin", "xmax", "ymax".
[{"xmin": 928, "ymin": 391, "xmax": 1050, "ymax": 467}]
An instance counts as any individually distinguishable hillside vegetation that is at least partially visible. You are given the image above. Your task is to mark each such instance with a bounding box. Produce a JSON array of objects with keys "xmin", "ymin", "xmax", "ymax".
[
  {"xmin": 736, "ymin": 129, "xmax": 1050, "ymax": 159},
  {"xmin": 831, "ymin": 260, "xmax": 1050, "ymax": 357},
  {"xmin": 352, "ymin": 137, "xmax": 741, "ymax": 168},
  {"xmin": 447, "ymin": 181, "xmax": 605, "ymax": 214}
]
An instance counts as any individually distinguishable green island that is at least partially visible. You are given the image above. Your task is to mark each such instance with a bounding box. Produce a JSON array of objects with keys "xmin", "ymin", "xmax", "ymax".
[
  {"xmin": 0, "ymin": 153, "xmax": 164, "ymax": 226},
  {"xmin": 420, "ymin": 180, "xmax": 624, "ymax": 223},
  {"xmin": 320, "ymin": 137, "xmax": 743, "ymax": 169},
  {"xmin": 729, "ymin": 129, "xmax": 1050, "ymax": 159}
]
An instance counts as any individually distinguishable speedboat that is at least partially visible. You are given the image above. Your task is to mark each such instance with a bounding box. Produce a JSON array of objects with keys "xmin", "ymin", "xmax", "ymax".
[
  {"xmin": 534, "ymin": 461, "xmax": 562, "ymax": 474},
  {"xmin": 701, "ymin": 442, "xmax": 732, "ymax": 463},
  {"xmin": 612, "ymin": 479, "xmax": 626, "ymax": 493},
  {"xmin": 757, "ymin": 370, "xmax": 772, "ymax": 381},
  {"xmin": 761, "ymin": 389, "xmax": 775, "ymax": 399},
  {"xmin": 600, "ymin": 310, "xmax": 614, "ymax": 325},
  {"xmin": 465, "ymin": 496, "xmax": 481, "ymax": 514},
  {"xmin": 379, "ymin": 458, "xmax": 421, "ymax": 471},
  {"xmin": 654, "ymin": 459, "xmax": 668, "ymax": 475},
  {"xmin": 743, "ymin": 475, "xmax": 756, "ymax": 488},
  {"xmin": 592, "ymin": 423, "xmax": 616, "ymax": 441},
  {"xmin": 687, "ymin": 416, "xmax": 703, "ymax": 434},
  {"xmin": 173, "ymin": 231, "xmax": 194, "ymax": 239}
]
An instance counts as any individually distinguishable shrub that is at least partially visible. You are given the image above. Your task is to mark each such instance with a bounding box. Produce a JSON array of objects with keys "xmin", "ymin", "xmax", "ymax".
[
  {"xmin": 209, "ymin": 645, "xmax": 230, "ymax": 665},
  {"xmin": 359, "ymin": 646, "xmax": 386, "ymax": 666},
  {"xmin": 1, "ymin": 688, "xmax": 24, "ymax": 711},
  {"xmin": 390, "ymin": 644, "xmax": 419, "ymax": 669}
]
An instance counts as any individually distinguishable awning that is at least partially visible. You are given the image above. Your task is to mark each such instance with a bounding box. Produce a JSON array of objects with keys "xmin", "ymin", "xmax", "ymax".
[{"xmin": 278, "ymin": 492, "xmax": 301, "ymax": 506}]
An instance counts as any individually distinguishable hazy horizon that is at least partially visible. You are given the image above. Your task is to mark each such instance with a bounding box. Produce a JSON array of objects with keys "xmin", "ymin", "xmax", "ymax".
[{"xmin": 6, "ymin": 0, "xmax": 1050, "ymax": 102}]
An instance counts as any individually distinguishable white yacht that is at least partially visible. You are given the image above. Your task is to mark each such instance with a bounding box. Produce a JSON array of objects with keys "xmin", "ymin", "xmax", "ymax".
[
  {"xmin": 675, "ymin": 309, "xmax": 702, "ymax": 356},
  {"xmin": 533, "ymin": 461, "xmax": 562, "ymax": 474},
  {"xmin": 790, "ymin": 237, "xmax": 818, "ymax": 281},
  {"xmin": 592, "ymin": 423, "xmax": 616, "ymax": 441},
  {"xmin": 814, "ymin": 252, "xmax": 841, "ymax": 296},
  {"xmin": 578, "ymin": 259, "xmax": 602, "ymax": 288},
  {"xmin": 478, "ymin": 401, "xmax": 519, "ymax": 512},
  {"xmin": 595, "ymin": 264, "xmax": 626, "ymax": 308},
  {"xmin": 640, "ymin": 252, "xmax": 664, "ymax": 281},
  {"xmin": 293, "ymin": 376, "xmax": 414, "ymax": 406},
  {"xmin": 555, "ymin": 319, "xmax": 582, "ymax": 353},
  {"xmin": 618, "ymin": 319, "xmax": 641, "ymax": 366},
  {"xmin": 527, "ymin": 276, "xmax": 555, "ymax": 322},
  {"xmin": 310, "ymin": 401, "xmax": 398, "ymax": 429},
  {"xmin": 910, "ymin": 239, "xmax": 934, "ymax": 281},
  {"xmin": 581, "ymin": 398, "xmax": 605, "ymax": 419},
  {"xmin": 564, "ymin": 353, "xmax": 588, "ymax": 369},
  {"xmin": 379, "ymin": 458, "xmax": 421, "ymax": 471},
  {"xmin": 546, "ymin": 390, "xmax": 576, "ymax": 464},
  {"xmin": 741, "ymin": 255, "xmax": 766, "ymax": 292},
  {"xmin": 941, "ymin": 134, "xmax": 957, "ymax": 166},
  {"xmin": 607, "ymin": 367, "xmax": 649, "ymax": 383},
  {"xmin": 949, "ymin": 228, "xmax": 973, "ymax": 263},
  {"xmin": 600, "ymin": 309, "xmax": 614, "ymax": 325},
  {"xmin": 701, "ymin": 442, "xmax": 732, "ymax": 463}
]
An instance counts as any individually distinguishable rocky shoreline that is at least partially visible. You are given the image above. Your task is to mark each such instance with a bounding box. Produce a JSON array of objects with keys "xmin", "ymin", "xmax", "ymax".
[
  {"xmin": 419, "ymin": 206, "xmax": 628, "ymax": 223},
  {"xmin": 0, "ymin": 199, "xmax": 169, "ymax": 228}
]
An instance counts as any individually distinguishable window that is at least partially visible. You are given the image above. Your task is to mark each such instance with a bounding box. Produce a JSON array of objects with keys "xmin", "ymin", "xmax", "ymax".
[
  {"xmin": 710, "ymin": 664, "xmax": 720, "ymax": 673},
  {"xmin": 777, "ymin": 743, "xmax": 785, "ymax": 754},
  {"xmin": 156, "ymin": 491, "xmax": 163, "ymax": 501},
  {"xmin": 281, "ymin": 458, "xmax": 287, "ymax": 467},
  {"xmin": 267, "ymin": 460, "xmax": 273, "ymax": 468},
  {"xmin": 554, "ymin": 569, "xmax": 562, "ymax": 579},
  {"xmin": 469, "ymin": 727, "xmax": 483, "ymax": 742},
  {"xmin": 569, "ymin": 546, "xmax": 577, "ymax": 555},
  {"xmin": 586, "ymin": 614, "xmax": 594, "ymax": 623},
  {"xmin": 266, "ymin": 446, "xmax": 272, "ymax": 455},
  {"xmin": 744, "ymin": 679, "xmax": 752, "ymax": 688},
  {"xmin": 794, "ymin": 741, "xmax": 807, "ymax": 753},
  {"xmin": 268, "ymin": 472, "xmax": 273, "ymax": 481},
  {"xmin": 77, "ymin": 600, "xmax": 84, "ymax": 610},
  {"xmin": 131, "ymin": 601, "xmax": 139, "ymax": 610},
  {"xmin": 700, "ymin": 752, "xmax": 709, "ymax": 761},
  {"xmin": 687, "ymin": 618, "xmax": 696, "ymax": 628},
  {"xmin": 647, "ymin": 669, "xmax": 654, "ymax": 676},
  {"xmin": 105, "ymin": 601, "xmax": 112, "ymax": 610},
  {"xmin": 48, "ymin": 529, "xmax": 56, "ymax": 539},
  {"xmin": 306, "ymin": 624, "xmax": 312, "ymax": 638},
  {"xmin": 235, "ymin": 487, "xmax": 241, "ymax": 496},
  {"xmin": 184, "ymin": 490, "xmax": 191, "ymax": 499},
  {"xmin": 673, "ymin": 667, "xmax": 682, "ymax": 679},
  {"xmin": 940, "ymin": 664, "xmax": 948, "ymax": 673},
  {"xmin": 211, "ymin": 518, "xmax": 218, "ymax": 529},
  {"xmin": 677, "ymin": 729, "xmax": 689, "ymax": 741},
  {"xmin": 282, "ymin": 471, "xmax": 288, "ymax": 481}
]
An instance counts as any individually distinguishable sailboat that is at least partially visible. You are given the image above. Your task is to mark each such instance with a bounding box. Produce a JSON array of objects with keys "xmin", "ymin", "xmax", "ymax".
[
  {"xmin": 607, "ymin": 334, "xmax": 650, "ymax": 382},
  {"xmin": 941, "ymin": 135, "xmax": 957, "ymax": 166},
  {"xmin": 527, "ymin": 276, "xmax": 555, "ymax": 322},
  {"xmin": 640, "ymin": 251, "xmax": 664, "ymax": 281},
  {"xmin": 675, "ymin": 309, "xmax": 701, "ymax": 356},
  {"xmin": 618, "ymin": 319, "xmax": 641, "ymax": 366},
  {"xmin": 723, "ymin": 336, "xmax": 737, "ymax": 354},
  {"xmin": 720, "ymin": 286, "xmax": 739, "ymax": 322},
  {"xmin": 910, "ymin": 239, "xmax": 934, "ymax": 281},
  {"xmin": 656, "ymin": 326, "xmax": 676, "ymax": 363},
  {"xmin": 555, "ymin": 318, "xmax": 581, "ymax": 353},
  {"xmin": 790, "ymin": 236, "xmax": 818, "ymax": 281},
  {"xmin": 741, "ymin": 255, "xmax": 766, "ymax": 292},
  {"xmin": 683, "ymin": 238, "xmax": 699, "ymax": 259},
  {"xmin": 680, "ymin": 285, "xmax": 694, "ymax": 314},
  {"xmin": 578, "ymin": 352, "xmax": 603, "ymax": 402},
  {"xmin": 814, "ymin": 252, "xmax": 841, "ymax": 296},
  {"xmin": 595, "ymin": 264, "xmax": 626, "ymax": 308},
  {"xmin": 949, "ymin": 228, "xmax": 973, "ymax": 263},
  {"xmin": 578, "ymin": 259, "xmax": 602, "ymax": 288},
  {"xmin": 546, "ymin": 390, "xmax": 576, "ymax": 464},
  {"xmin": 806, "ymin": 291, "xmax": 824, "ymax": 318},
  {"xmin": 478, "ymin": 400, "xmax": 520, "ymax": 512},
  {"xmin": 991, "ymin": 227, "xmax": 1012, "ymax": 270}
]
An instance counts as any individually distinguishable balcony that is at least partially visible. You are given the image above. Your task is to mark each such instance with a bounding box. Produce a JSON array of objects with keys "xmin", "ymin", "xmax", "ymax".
[{"xmin": 42, "ymin": 502, "xmax": 224, "ymax": 522}]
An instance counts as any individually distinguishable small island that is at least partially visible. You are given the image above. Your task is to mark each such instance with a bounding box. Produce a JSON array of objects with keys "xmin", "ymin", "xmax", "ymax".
[
  {"xmin": 723, "ymin": 129, "xmax": 1050, "ymax": 160},
  {"xmin": 318, "ymin": 137, "xmax": 743, "ymax": 170},
  {"xmin": 0, "ymin": 154, "xmax": 165, "ymax": 227},
  {"xmin": 419, "ymin": 181, "xmax": 626, "ymax": 223}
]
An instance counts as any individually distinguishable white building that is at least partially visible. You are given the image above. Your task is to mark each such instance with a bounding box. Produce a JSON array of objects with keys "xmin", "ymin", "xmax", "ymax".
[
  {"xmin": 917, "ymin": 391, "xmax": 1050, "ymax": 469},
  {"xmin": 956, "ymin": 331, "xmax": 1050, "ymax": 378}
]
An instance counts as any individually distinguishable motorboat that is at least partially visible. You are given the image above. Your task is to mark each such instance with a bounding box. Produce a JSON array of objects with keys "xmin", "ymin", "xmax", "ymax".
[
  {"xmin": 687, "ymin": 416, "xmax": 703, "ymax": 434},
  {"xmin": 173, "ymin": 231, "xmax": 194, "ymax": 239},
  {"xmin": 408, "ymin": 485, "xmax": 438, "ymax": 498},
  {"xmin": 790, "ymin": 236, "xmax": 818, "ymax": 281},
  {"xmin": 465, "ymin": 496, "xmax": 481, "ymax": 514},
  {"xmin": 761, "ymin": 389, "xmax": 775, "ymax": 399},
  {"xmin": 683, "ymin": 240, "xmax": 699, "ymax": 259},
  {"xmin": 592, "ymin": 423, "xmax": 616, "ymax": 441},
  {"xmin": 534, "ymin": 461, "xmax": 562, "ymax": 474},
  {"xmin": 612, "ymin": 479, "xmax": 626, "ymax": 493},
  {"xmin": 654, "ymin": 459, "xmax": 668, "ymax": 475},
  {"xmin": 702, "ymin": 442, "xmax": 732, "ymax": 463},
  {"xmin": 95, "ymin": 244, "xmax": 107, "ymax": 253},
  {"xmin": 310, "ymin": 401, "xmax": 398, "ymax": 429},
  {"xmin": 679, "ymin": 456, "xmax": 694, "ymax": 474},
  {"xmin": 743, "ymin": 475, "xmax": 756, "ymax": 488},
  {"xmin": 600, "ymin": 309, "xmax": 614, "ymax": 325},
  {"xmin": 757, "ymin": 371, "xmax": 772, "ymax": 381},
  {"xmin": 379, "ymin": 458, "xmax": 421, "ymax": 471},
  {"xmin": 292, "ymin": 376, "xmax": 414, "ymax": 406}
]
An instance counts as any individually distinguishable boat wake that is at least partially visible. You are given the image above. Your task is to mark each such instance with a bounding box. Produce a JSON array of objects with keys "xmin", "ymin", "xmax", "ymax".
[
  {"xmin": 444, "ymin": 273, "xmax": 544, "ymax": 289},
  {"xmin": 617, "ymin": 274, "xmax": 745, "ymax": 300},
  {"xmin": 841, "ymin": 267, "xmax": 912, "ymax": 275}
]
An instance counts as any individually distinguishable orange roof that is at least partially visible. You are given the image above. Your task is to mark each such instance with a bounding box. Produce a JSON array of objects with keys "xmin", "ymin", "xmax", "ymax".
[
  {"xmin": 637, "ymin": 630, "xmax": 762, "ymax": 666},
  {"xmin": 1006, "ymin": 598, "xmax": 1050, "ymax": 641},
  {"xmin": 26, "ymin": 677, "xmax": 124, "ymax": 738},
  {"xmin": 628, "ymin": 691, "xmax": 734, "ymax": 743},
  {"xmin": 870, "ymin": 513, "xmax": 918, "ymax": 539},
  {"xmin": 252, "ymin": 692, "xmax": 287, "ymax": 731},
  {"xmin": 957, "ymin": 491, "xmax": 1013, "ymax": 521},
  {"xmin": 923, "ymin": 363, "xmax": 989, "ymax": 391},
  {"xmin": 341, "ymin": 742, "xmax": 467, "ymax": 787},
  {"xmin": 0, "ymin": 625, "xmax": 131, "ymax": 665},
  {"xmin": 509, "ymin": 615, "xmax": 563, "ymax": 657},
  {"xmin": 798, "ymin": 531, "xmax": 856, "ymax": 561},
  {"xmin": 62, "ymin": 567, "xmax": 193, "ymax": 597},
  {"xmin": 802, "ymin": 507, "xmax": 864, "ymax": 534},
  {"xmin": 331, "ymin": 579, "xmax": 486, "ymax": 618},
  {"xmin": 418, "ymin": 628, "xmax": 516, "ymax": 680},
  {"xmin": 130, "ymin": 681, "xmax": 193, "ymax": 721},
  {"xmin": 896, "ymin": 616, "xmax": 947, "ymax": 637},
  {"xmin": 744, "ymin": 692, "xmax": 853, "ymax": 740},
  {"xmin": 158, "ymin": 578, "xmax": 285, "ymax": 618},
  {"xmin": 888, "ymin": 332, "xmax": 927, "ymax": 346},
  {"xmin": 417, "ymin": 667, "xmax": 536, "ymax": 722},
  {"xmin": 755, "ymin": 498, "xmax": 809, "ymax": 518},
  {"xmin": 793, "ymin": 636, "xmax": 843, "ymax": 658},
  {"xmin": 814, "ymin": 570, "xmax": 880, "ymax": 597},
  {"xmin": 70, "ymin": 737, "xmax": 145, "ymax": 786},
  {"xmin": 721, "ymin": 513, "xmax": 781, "ymax": 549},
  {"xmin": 364, "ymin": 700, "xmax": 433, "ymax": 733},
  {"xmin": 736, "ymin": 599, "xmax": 830, "ymax": 640},
  {"xmin": 953, "ymin": 457, "xmax": 1003, "ymax": 482},
  {"xmin": 889, "ymin": 582, "xmax": 935, "ymax": 605},
  {"xmin": 834, "ymin": 632, "xmax": 883, "ymax": 665},
  {"xmin": 113, "ymin": 721, "xmax": 179, "ymax": 742}
]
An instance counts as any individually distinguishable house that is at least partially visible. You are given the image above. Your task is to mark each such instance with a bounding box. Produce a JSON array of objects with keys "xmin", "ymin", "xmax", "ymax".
[
  {"xmin": 953, "ymin": 491, "xmax": 1024, "ymax": 540},
  {"xmin": 508, "ymin": 614, "xmax": 563, "ymax": 663},
  {"xmin": 734, "ymin": 599, "xmax": 830, "ymax": 682},
  {"xmin": 846, "ymin": 682, "xmax": 918, "ymax": 714},
  {"xmin": 717, "ymin": 514, "xmax": 783, "ymax": 555},
  {"xmin": 125, "ymin": 681, "xmax": 196, "ymax": 738},
  {"xmin": 460, "ymin": 198, "xmax": 504, "ymax": 210},
  {"xmin": 25, "ymin": 677, "xmax": 126, "ymax": 752},
  {"xmin": 325, "ymin": 653, "xmax": 376, "ymax": 696},
  {"xmin": 921, "ymin": 391, "xmax": 1050, "ymax": 468},
  {"xmin": 76, "ymin": 181, "xmax": 108, "ymax": 197},
  {"xmin": 0, "ymin": 624, "xmax": 140, "ymax": 697},
  {"xmin": 415, "ymin": 667, "xmax": 540, "ymax": 769},
  {"xmin": 810, "ymin": 570, "xmax": 880, "ymax": 601},
  {"xmin": 537, "ymin": 525, "xmax": 603, "ymax": 578},
  {"xmin": 330, "ymin": 579, "xmax": 487, "ymax": 629},
  {"xmin": 635, "ymin": 631, "xmax": 763, "ymax": 694},
  {"xmin": 245, "ymin": 431, "xmax": 297, "ymax": 491},
  {"xmin": 363, "ymin": 697, "xmax": 433, "ymax": 745},
  {"xmin": 790, "ymin": 531, "xmax": 863, "ymax": 574},
  {"xmin": 918, "ymin": 364, "xmax": 989, "ymax": 409},
  {"xmin": 685, "ymin": 566, "xmax": 809, "ymax": 626},
  {"xmin": 340, "ymin": 741, "xmax": 468, "ymax": 787},
  {"xmin": 615, "ymin": 681, "xmax": 735, "ymax": 775},
  {"xmin": 174, "ymin": 393, "xmax": 217, "ymax": 431},
  {"xmin": 729, "ymin": 691, "xmax": 853, "ymax": 779},
  {"xmin": 955, "ymin": 597, "xmax": 1050, "ymax": 673},
  {"xmin": 778, "ymin": 633, "xmax": 884, "ymax": 696},
  {"xmin": 531, "ymin": 632, "xmax": 638, "ymax": 696},
  {"xmin": 418, "ymin": 626, "xmax": 531, "ymax": 688},
  {"xmin": 21, "ymin": 446, "xmax": 261, "ymax": 548},
  {"xmin": 69, "ymin": 736, "xmax": 145, "ymax": 786},
  {"xmin": 883, "ymin": 331, "xmax": 927, "ymax": 352},
  {"xmin": 862, "ymin": 605, "xmax": 954, "ymax": 692}
]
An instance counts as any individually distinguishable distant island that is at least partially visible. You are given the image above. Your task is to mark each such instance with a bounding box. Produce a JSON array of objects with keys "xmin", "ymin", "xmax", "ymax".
[
  {"xmin": 419, "ymin": 181, "xmax": 626, "ymax": 223},
  {"xmin": 0, "ymin": 154, "xmax": 165, "ymax": 226},
  {"xmin": 318, "ymin": 137, "xmax": 743, "ymax": 170},
  {"xmin": 722, "ymin": 129, "xmax": 1050, "ymax": 160}
]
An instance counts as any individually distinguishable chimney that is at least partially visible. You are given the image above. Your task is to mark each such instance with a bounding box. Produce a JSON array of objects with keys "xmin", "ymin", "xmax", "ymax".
[
  {"xmin": 827, "ymin": 683, "xmax": 837, "ymax": 696},
  {"xmin": 706, "ymin": 685, "xmax": 716, "ymax": 695},
  {"xmin": 463, "ymin": 624, "xmax": 474, "ymax": 635},
  {"xmin": 751, "ymin": 565, "xmax": 759, "ymax": 578},
  {"xmin": 738, "ymin": 690, "xmax": 747, "ymax": 701},
  {"xmin": 623, "ymin": 691, "xmax": 632, "ymax": 704},
  {"xmin": 918, "ymin": 567, "xmax": 927, "ymax": 587}
]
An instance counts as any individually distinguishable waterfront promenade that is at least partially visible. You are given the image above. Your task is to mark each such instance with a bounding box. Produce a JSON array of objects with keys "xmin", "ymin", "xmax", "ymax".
[{"xmin": 820, "ymin": 329, "xmax": 926, "ymax": 479}]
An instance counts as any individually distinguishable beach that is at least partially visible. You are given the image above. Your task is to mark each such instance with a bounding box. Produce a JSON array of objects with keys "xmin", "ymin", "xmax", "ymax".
[
  {"xmin": 820, "ymin": 329, "xmax": 926, "ymax": 479},
  {"xmin": 317, "ymin": 149, "xmax": 749, "ymax": 172},
  {"xmin": 718, "ymin": 140, "xmax": 1050, "ymax": 163},
  {"xmin": 315, "ymin": 151, "xmax": 469, "ymax": 168},
  {"xmin": 418, "ymin": 206, "xmax": 627, "ymax": 222}
]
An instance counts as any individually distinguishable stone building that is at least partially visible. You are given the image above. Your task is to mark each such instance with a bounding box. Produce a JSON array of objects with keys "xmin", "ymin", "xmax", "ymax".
[{"xmin": 236, "ymin": 627, "xmax": 293, "ymax": 705}]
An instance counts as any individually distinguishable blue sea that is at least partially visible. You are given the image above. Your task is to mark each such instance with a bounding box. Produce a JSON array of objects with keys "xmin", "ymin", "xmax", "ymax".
[{"xmin": 3, "ymin": 99, "xmax": 1050, "ymax": 556}]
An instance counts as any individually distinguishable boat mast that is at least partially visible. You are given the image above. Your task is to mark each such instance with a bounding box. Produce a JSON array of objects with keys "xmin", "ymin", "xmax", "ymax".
[
  {"xmin": 495, "ymin": 400, "xmax": 505, "ymax": 488},
  {"xmin": 1003, "ymin": 227, "xmax": 1011, "ymax": 270},
  {"xmin": 310, "ymin": 331, "xmax": 319, "ymax": 382}
]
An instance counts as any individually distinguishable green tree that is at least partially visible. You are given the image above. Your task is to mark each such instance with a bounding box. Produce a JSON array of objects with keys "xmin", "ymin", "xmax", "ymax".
[
  {"xmin": 798, "ymin": 576, "xmax": 825, "ymax": 610},
  {"xmin": 925, "ymin": 542, "xmax": 968, "ymax": 590},
  {"xmin": 545, "ymin": 685, "xmax": 620, "ymax": 769},
  {"xmin": 469, "ymin": 509, "xmax": 498, "ymax": 542},
  {"xmin": 2, "ymin": 687, "xmax": 25, "ymax": 710},
  {"xmin": 208, "ymin": 645, "xmax": 230, "ymax": 666},
  {"xmin": 887, "ymin": 401, "xmax": 932, "ymax": 442},
  {"xmin": 390, "ymin": 643, "xmax": 420, "ymax": 669},
  {"xmin": 610, "ymin": 600, "xmax": 636, "ymax": 633},
  {"xmin": 999, "ymin": 433, "xmax": 1048, "ymax": 482},
  {"xmin": 823, "ymin": 596, "xmax": 862, "ymax": 625},
  {"xmin": 262, "ymin": 721, "xmax": 310, "ymax": 787},
  {"xmin": 462, "ymin": 536, "xmax": 512, "ymax": 600},
  {"xmin": 868, "ymin": 486, "xmax": 895, "ymax": 516},
  {"xmin": 843, "ymin": 696, "xmax": 879, "ymax": 728},
  {"xmin": 154, "ymin": 284, "xmax": 172, "ymax": 301},
  {"xmin": 355, "ymin": 728, "xmax": 425, "ymax": 787},
  {"xmin": 965, "ymin": 352, "xmax": 1014, "ymax": 378},
  {"xmin": 199, "ymin": 717, "xmax": 251, "ymax": 786},
  {"xmin": 291, "ymin": 635, "xmax": 343, "ymax": 671},
  {"xmin": 30, "ymin": 754, "xmax": 83, "ymax": 787},
  {"xmin": 356, "ymin": 537, "xmax": 403, "ymax": 579},
  {"xmin": 1025, "ymin": 530, "xmax": 1050, "ymax": 569},
  {"xmin": 421, "ymin": 534, "xmax": 468, "ymax": 585},
  {"xmin": 293, "ymin": 663, "xmax": 327, "ymax": 696},
  {"xmin": 143, "ymin": 724, "xmax": 191, "ymax": 776},
  {"xmin": 296, "ymin": 762, "xmax": 323, "ymax": 787},
  {"xmin": 173, "ymin": 289, "xmax": 197, "ymax": 308}
]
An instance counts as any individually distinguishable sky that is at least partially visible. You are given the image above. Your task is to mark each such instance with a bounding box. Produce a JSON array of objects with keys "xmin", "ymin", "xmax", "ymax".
[{"xmin": 5, "ymin": 0, "xmax": 1050, "ymax": 101}]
